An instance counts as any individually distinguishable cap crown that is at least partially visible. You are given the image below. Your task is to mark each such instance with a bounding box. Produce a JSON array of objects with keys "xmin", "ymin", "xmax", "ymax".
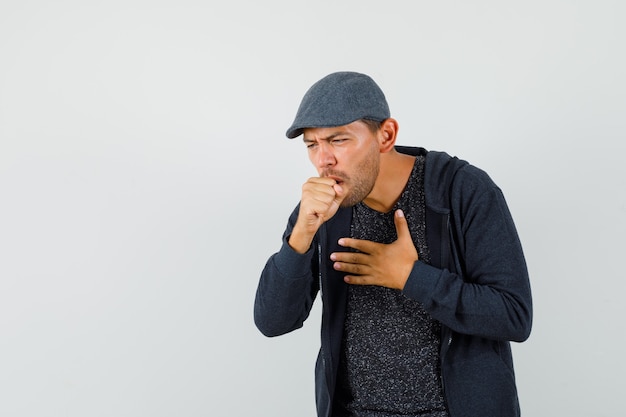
[{"xmin": 286, "ymin": 72, "xmax": 390, "ymax": 139}]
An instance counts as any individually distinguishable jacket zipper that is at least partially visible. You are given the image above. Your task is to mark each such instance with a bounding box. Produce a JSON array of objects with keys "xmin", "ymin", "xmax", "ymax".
[{"xmin": 318, "ymin": 241, "xmax": 323, "ymax": 298}]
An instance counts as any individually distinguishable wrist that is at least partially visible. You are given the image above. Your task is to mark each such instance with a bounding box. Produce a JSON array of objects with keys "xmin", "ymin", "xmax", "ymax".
[{"xmin": 288, "ymin": 226, "xmax": 315, "ymax": 254}]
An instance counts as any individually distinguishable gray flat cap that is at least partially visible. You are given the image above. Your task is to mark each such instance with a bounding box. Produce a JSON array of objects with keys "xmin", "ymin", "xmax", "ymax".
[{"xmin": 286, "ymin": 71, "xmax": 390, "ymax": 139}]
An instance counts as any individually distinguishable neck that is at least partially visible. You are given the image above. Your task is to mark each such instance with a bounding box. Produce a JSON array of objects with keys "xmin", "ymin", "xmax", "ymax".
[{"xmin": 363, "ymin": 150, "xmax": 416, "ymax": 213}]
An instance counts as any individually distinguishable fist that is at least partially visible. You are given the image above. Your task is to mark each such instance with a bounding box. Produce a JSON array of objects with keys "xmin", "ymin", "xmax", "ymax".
[{"xmin": 288, "ymin": 177, "xmax": 345, "ymax": 253}]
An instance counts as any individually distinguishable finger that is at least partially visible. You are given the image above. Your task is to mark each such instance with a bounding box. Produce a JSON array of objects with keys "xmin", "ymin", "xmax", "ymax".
[
  {"xmin": 307, "ymin": 176, "xmax": 338, "ymax": 186},
  {"xmin": 333, "ymin": 261, "xmax": 368, "ymax": 275},
  {"xmin": 337, "ymin": 237, "xmax": 378, "ymax": 254},
  {"xmin": 343, "ymin": 274, "xmax": 373, "ymax": 285},
  {"xmin": 325, "ymin": 184, "xmax": 345, "ymax": 218},
  {"xmin": 302, "ymin": 182, "xmax": 340, "ymax": 216},
  {"xmin": 304, "ymin": 179, "xmax": 343, "ymax": 215},
  {"xmin": 394, "ymin": 209, "xmax": 412, "ymax": 241},
  {"xmin": 303, "ymin": 178, "xmax": 337, "ymax": 198},
  {"xmin": 330, "ymin": 251, "xmax": 368, "ymax": 265},
  {"xmin": 332, "ymin": 183, "xmax": 345, "ymax": 205},
  {"xmin": 303, "ymin": 182, "xmax": 336, "ymax": 199},
  {"xmin": 331, "ymin": 251, "xmax": 369, "ymax": 275}
]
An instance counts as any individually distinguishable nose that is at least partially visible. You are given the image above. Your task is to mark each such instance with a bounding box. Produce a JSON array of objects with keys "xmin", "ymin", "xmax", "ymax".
[{"xmin": 315, "ymin": 142, "xmax": 336, "ymax": 169}]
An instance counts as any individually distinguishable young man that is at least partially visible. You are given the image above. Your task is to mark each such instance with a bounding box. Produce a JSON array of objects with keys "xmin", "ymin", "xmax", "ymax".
[{"xmin": 254, "ymin": 71, "xmax": 532, "ymax": 417}]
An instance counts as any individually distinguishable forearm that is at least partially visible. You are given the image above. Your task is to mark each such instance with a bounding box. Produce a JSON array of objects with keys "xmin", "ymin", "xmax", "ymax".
[
  {"xmin": 402, "ymin": 261, "xmax": 532, "ymax": 342},
  {"xmin": 254, "ymin": 239, "xmax": 319, "ymax": 337}
]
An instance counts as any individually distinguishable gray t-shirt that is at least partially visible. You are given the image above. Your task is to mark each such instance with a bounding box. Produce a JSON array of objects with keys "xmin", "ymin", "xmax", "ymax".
[{"xmin": 333, "ymin": 156, "xmax": 449, "ymax": 417}]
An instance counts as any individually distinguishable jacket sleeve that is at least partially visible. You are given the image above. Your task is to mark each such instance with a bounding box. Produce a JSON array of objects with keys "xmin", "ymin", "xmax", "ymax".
[
  {"xmin": 254, "ymin": 205, "xmax": 320, "ymax": 337},
  {"xmin": 403, "ymin": 164, "xmax": 532, "ymax": 342}
]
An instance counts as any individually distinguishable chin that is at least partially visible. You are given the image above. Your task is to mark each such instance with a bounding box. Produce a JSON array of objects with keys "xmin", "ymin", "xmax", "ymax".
[{"xmin": 340, "ymin": 193, "xmax": 364, "ymax": 208}]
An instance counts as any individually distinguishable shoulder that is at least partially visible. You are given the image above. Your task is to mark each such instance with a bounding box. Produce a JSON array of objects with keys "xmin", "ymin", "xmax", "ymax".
[
  {"xmin": 423, "ymin": 150, "xmax": 499, "ymax": 211},
  {"xmin": 394, "ymin": 146, "xmax": 499, "ymax": 208}
]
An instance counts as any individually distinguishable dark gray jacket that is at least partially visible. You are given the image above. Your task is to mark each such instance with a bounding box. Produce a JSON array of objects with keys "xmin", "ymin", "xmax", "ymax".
[{"xmin": 254, "ymin": 147, "xmax": 532, "ymax": 417}]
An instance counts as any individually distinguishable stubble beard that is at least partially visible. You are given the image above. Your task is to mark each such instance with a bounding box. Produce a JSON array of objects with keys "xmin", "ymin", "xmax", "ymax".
[{"xmin": 339, "ymin": 149, "xmax": 380, "ymax": 208}]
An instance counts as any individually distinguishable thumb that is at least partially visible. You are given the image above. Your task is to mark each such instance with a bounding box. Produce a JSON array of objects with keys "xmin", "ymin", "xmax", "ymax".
[
  {"xmin": 330, "ymin": 183, "xmax": 345, "ymax": 209},
  {"xmin": 394, "ymin": 209, "xmax": 411, "ymax": 241},
  {"xmin": 332, "ymin": 183, "xmax": 345, "ymax": 203}
]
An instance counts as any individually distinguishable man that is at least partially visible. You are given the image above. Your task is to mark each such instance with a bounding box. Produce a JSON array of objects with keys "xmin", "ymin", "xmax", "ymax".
[{"xmin": 254, "ymin": 71, "xmax": 532, "ymax": 417}]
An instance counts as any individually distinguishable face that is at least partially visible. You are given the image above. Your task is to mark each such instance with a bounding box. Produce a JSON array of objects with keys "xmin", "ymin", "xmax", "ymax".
[{"xmin": 303, "ymin": 120, "xmax": 381, "ymax": 207}]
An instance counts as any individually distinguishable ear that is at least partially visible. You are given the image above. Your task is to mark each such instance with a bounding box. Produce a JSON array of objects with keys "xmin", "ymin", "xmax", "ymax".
[{"xmin": 378, "ymin": 118, "xmax": 399, "ymax": 153}]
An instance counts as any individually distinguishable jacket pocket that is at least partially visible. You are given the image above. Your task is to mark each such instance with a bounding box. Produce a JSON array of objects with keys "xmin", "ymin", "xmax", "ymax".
[{"xmin": 444, "ymin": 349, "xmax": 519, "ymax": 417}]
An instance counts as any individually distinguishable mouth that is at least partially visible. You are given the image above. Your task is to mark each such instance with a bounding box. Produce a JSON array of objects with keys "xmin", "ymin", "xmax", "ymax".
[
  {"xmin": 326, "ymin": 175, "xmax": 344, "ymax": 185},
  {"xmin": 321, "ymin": 170, "xmax": 347, "ymax": 185}
]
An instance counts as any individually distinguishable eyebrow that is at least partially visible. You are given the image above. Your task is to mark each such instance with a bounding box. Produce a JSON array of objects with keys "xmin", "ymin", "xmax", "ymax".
[{"xmin": 302, "ymin": 131, "xmax": 348, "ymax": 143}]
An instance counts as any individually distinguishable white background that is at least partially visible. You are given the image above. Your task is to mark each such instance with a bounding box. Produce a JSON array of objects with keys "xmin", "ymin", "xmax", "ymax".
[{"xmin": 1, "ymin": 1, "xmax": 624, "ymax": 416}]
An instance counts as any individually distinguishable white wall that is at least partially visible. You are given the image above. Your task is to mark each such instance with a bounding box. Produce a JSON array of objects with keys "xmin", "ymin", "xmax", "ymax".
[{"xmin": 1, "ymin": 1, "xmax": 624, "ymax": 416}]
